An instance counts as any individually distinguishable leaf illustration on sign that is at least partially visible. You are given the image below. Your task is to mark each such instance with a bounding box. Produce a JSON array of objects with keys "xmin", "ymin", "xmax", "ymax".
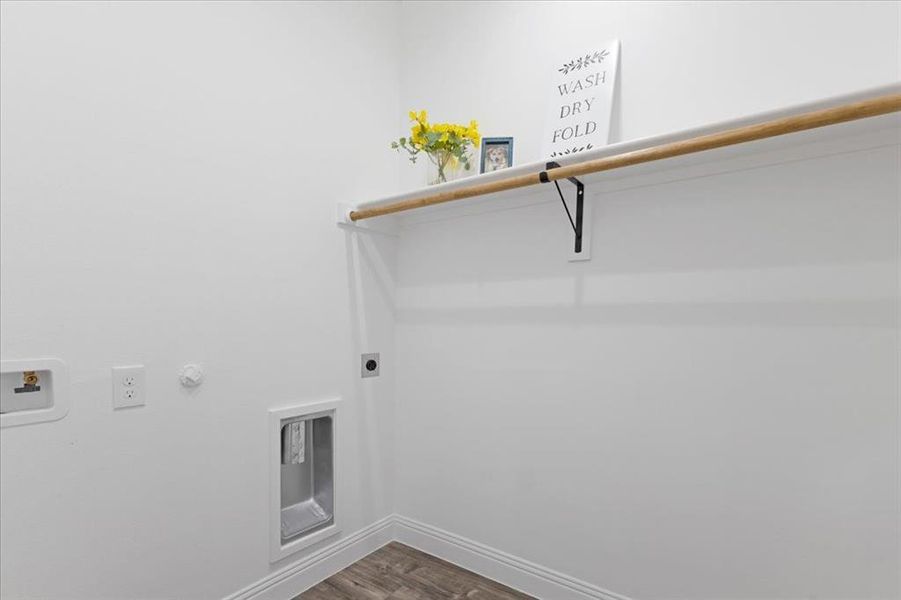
[
  {"xmin": 550, "ymin": 144, "xmax": 594, "ymax": 158},
  {"xmin": 557, "ymin": 49, "xmax": 610, "ymax": 75}
]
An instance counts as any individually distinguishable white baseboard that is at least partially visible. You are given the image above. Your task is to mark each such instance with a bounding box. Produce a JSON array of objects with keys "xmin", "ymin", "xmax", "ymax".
[
  {"xmin": 223, "ymin": 514, "xmax": 395, "ymax": 600},
  {"xmin": 225, "ymin": 514, "xmax": 630, "ymax": 600},
  {"xmin": 393, "ymin": 515, "xmax": 632, "ymax": 600}
]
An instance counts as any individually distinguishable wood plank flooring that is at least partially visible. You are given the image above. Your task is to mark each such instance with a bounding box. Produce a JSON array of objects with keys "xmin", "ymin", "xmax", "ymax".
[{"xmin": 295, "ymin": 542, "xmax": 535, "ymax": 600}]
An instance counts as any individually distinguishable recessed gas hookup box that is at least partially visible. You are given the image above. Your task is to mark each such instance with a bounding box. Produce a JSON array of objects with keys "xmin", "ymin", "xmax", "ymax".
[{"xmin": 0, "ymin": 358, "xmax": 68, "ymax": 428}]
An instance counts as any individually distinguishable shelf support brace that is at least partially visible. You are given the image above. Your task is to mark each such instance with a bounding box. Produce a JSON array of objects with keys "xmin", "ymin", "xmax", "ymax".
[{"xmin": 542, "ymin": 161, "xmax": 586, "ymax": 256}]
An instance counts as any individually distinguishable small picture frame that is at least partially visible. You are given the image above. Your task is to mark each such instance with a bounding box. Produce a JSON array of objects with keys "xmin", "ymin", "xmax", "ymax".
[{"xmin": 480, "ymin": 137, "xmax": 514, "ymax": 174}]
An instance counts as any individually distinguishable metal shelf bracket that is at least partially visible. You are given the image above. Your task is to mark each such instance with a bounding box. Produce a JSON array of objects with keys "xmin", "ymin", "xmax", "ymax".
[{"xmin": 542, "ymin": 161, "xmax": 587, "ymax": 257}]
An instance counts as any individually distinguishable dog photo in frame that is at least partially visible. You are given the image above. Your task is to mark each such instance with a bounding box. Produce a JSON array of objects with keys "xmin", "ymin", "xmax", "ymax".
[{"xmin": 480, "ymin": 137, "xmax": 514, "ymax": 173}]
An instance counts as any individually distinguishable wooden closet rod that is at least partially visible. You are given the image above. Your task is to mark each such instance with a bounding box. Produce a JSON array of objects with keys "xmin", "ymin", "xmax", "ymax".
[{"xmin": 349, "ymin": 92, "xmax": 901, "ymax": 222}]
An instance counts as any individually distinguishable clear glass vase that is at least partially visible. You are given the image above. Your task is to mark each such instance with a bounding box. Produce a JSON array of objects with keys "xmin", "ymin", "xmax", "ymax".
[{"xmin": 426, "ymin": 150, "xmax": 470, "ymax": 185}]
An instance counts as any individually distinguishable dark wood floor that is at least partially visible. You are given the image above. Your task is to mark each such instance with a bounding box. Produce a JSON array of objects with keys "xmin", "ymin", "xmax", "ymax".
[{"xmin": 295, "ymin": 542, "xmax": 535, "ymax": 600}]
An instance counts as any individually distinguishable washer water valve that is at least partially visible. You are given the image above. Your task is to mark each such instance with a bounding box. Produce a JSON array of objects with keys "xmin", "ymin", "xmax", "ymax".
[{"xmin": 14, "ymin": 371, "xmax": 41, "ymax": 394}]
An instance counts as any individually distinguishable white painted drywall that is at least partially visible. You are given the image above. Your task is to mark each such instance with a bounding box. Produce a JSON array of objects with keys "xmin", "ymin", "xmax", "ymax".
[
  {"xmin": 394, "ymin": 2, "xmax": 901, "ymax": 599},
  {"xmin": 3, "ymin": 2, "xmax": 900, "ymax": 599},
  {"xmin": 0, "ymin": 2, "xmax": 400, "ymax": 598},
  {"xmin": 396, "ymin": 0, "xmax": 901, "ymax": 189}
]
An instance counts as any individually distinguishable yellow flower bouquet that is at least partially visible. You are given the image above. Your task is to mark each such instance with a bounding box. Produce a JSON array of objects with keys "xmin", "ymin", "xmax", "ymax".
[{"xmin": 391, "ymin": 110, "xmax": 480, "ymax": 184}]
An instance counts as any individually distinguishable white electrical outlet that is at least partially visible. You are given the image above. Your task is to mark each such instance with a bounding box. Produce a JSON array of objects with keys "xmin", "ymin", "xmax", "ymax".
[{"xmin": 112, "ymin": 365, "xmax": 145, "ymax": 409}]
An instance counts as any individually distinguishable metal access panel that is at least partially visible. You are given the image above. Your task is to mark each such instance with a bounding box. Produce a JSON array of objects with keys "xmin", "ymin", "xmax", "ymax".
[{"xmin": 269, "ymin": 399, "xmax": 340, "ymax": 563}]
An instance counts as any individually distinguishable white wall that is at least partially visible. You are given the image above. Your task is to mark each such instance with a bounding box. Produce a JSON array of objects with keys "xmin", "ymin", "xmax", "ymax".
[
  {"xmin": 397, "ymin": 0, "xmax": 901, "ymax": 189},
  {"xmin": 3, "ymin": 2, "xmax": 900, "ymax": 600},
  {"xmin": 394, "ymin": 2, "xmax": 900, "ymax": 599},
  {"xmin": 0, "ymin": 2, "xmax": 400, "ymax": 599}
]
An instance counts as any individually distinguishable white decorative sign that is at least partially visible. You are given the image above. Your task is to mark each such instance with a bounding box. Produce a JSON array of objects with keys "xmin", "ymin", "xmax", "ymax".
[{"xmin": 542, "ymin": 40, "xmax": 620, "ymax": 159}]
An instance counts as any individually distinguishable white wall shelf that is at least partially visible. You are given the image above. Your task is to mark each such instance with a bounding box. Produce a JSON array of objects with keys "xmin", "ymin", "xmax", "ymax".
[{"xmin": 341, "ymin": 83, "xmax": 901, "ymax": 228}]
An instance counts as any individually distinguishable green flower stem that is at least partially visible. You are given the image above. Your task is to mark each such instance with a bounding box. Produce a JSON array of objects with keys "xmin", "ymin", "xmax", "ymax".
[{"xmin": 429, "ymin": 150, "xmax": 453, "ymax": 183}]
